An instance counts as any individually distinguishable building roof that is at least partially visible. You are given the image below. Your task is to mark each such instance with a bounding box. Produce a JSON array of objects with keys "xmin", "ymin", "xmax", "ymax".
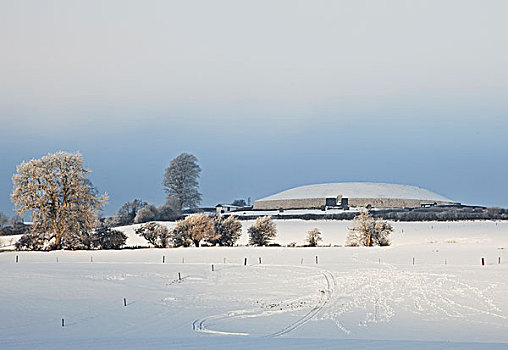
[{"xmin": 256, "ymin": 182, "xmax": 454, "ymax": 202}]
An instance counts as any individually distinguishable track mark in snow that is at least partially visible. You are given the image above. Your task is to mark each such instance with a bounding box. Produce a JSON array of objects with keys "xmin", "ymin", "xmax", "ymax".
[{"xmin": 192, "ymin": 266, "xmax": 334, "ymax": 337}]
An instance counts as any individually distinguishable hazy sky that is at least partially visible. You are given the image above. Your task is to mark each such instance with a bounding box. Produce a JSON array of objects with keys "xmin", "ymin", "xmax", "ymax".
[{"xmin": 1, "ymin": 0, "xmax": 507, "ymax": 216}]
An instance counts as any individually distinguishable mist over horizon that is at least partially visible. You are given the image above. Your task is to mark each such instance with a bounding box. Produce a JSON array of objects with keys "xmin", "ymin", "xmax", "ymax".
[{"xmin": 1, "ymin": 0, "xmax": 507, "ymax": 216}]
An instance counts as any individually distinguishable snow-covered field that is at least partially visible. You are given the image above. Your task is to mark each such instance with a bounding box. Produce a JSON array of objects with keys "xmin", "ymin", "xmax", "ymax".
[{"xmin": 1, "ymin": 220, "xmax": 508, "ymax": 349}]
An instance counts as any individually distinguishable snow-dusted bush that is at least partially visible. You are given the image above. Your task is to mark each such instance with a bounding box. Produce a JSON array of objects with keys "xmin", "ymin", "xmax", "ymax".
[
  {"xmin": 15, "ymin": 232, "xmax": 48, "ymax": 251},
  {"xmin": 306, "ymin": 228, "xmax": 322, "ymax": 247},
  {"xmin": 135, "ymin": 222, "xmax": 171, "ymax": 248},
  {"xmin": 172, "ymin": 214, "xmax": 217, "ymax": 247},
  {"xmin": 248, "ymin": 216, "xmax": 277, "ymax": 246},
  {"xmin": 211, "ymin": 215, "xmax": 242, "ymax": 246},
  {"xmin": 346, "ymin": 209, "xmax": 392, "ymax": 247},
  {"xmin": 92, "ymin": 227, "xmax": 127, "ymax": 249},
  {"xmin": 134, "ymin": 204, "xmax": 159, "ymax": 224}
]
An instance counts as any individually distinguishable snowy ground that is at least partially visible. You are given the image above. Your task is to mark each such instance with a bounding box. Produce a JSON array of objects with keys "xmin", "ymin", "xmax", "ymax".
[{"xmin": 1, "ymin": 220, "xmax": 508, "ymax": 349}]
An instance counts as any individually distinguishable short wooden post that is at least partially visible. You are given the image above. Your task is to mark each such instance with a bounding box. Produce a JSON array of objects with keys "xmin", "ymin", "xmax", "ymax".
[
  {"xmin": 178, "ymin": 272, "xmax": 181, "ymax": 281},
  {"xmin": 259, "ymin": 257, "xmax": 262, "ymax": 264},
  {"xmin": 16, "ymin": 255, "xmax": 18, "ymax": 263},
  {"xmin": 315, "ymin": 256, "xmax": 318, "ymax": 264},
  {"xmin": 482, "ymin": 257, "xmax": 485, "ymax": 266},
  {"xmin": 62, "ymin": 318, "xmax": 65, "ymax": 327},
  {"xmin": 499, "ymin": 257, "xmax": 501, "ymax": 265},
  {"xmin": 211, "ymin": 264, "xmax": 214, "ymax": 272},
  {"xmin": 412, "ymin": 257, "xmax": 415, "ymax": 265},
  {"xmin": 162, "ymin": 256, "xmax": 165, "ymax": 263},
  {"xmin": 244, "ymin": 258, "xmax": 247, "ymax": 266},
  {"xmin": 123, "ymin": 298, "xmax": 127, "ymax": 307}
]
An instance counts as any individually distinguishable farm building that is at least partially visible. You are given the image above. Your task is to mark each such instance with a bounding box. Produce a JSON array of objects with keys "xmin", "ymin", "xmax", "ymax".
[{"xmin": 253, "ymin": 182, "xmax": 459, "ymax": 210}]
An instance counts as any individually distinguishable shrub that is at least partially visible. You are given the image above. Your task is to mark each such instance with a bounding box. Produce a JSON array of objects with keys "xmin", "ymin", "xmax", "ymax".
[
  {"xmin": 172, "ymin": 214, "xmax": 217, "ymax": 247},
  {"xmin": 248, "ymin": 216, "xmax": 277, "ymax": 246},
  {"xmin": 135, "ymin": 222, "xmax": 171, "ymax": 248},
  {"xmin": 211, "ymin": 216, "xmax": 242, "ymax": 246},
  {"xmin": 15, "ymin": 232, "xmax": 47, "ymax": 251},
  {"xmin": 92, "ymin": 227, "xmax": 127, "ymax": 249},
  {"xmin": 346, "ymin": 209, "xmax": 392, "ymax": 247},
  {"xmin": 306, "ymin": 228, "xmax": 322, "ymax": 247}
]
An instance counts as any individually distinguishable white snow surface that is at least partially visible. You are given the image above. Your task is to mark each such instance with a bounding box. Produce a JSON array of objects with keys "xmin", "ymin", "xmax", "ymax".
[
  {"xmin": 257, "ymin": 182, "xmax": 454, "ymax": 202},
  {"xmin": 2, "ymin": 220, "xmax": 508, "ymax": 349}
]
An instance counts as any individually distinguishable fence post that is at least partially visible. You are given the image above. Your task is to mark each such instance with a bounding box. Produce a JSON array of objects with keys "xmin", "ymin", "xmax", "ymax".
[
  {"xmin": 16, "ymin": 255, "xmax": 18, "ymax": 263},
  {"xmin": 211, "ymin": 264, "xmax": 214, "ymax": 272},
  {"xmin": 124, "ymin": 298, "xmax": 127, "ymax": 307},
  {"xmin": 259, "ymin": 257, "xmax": 262, "ymax": 264},
  {"xmin": 62, "ymin": 318, "xmax": 65, "ymax": 327},
  {"xmin": 162, "ymin": 256, "xmax": 165, "ymax": 263},
  {"xmin": 244, "ymin": 258, "xmax": 247, "ymax": 266},
  {"xmin": 178, "ymin": 272, "xmax": 181, "ymax": 281},
  {"xmin": 412, "ymin": 257, "xmax": 415, "ymax": 265},
  {"xmin": 499, "ymin": 257, "xmax": 501, "ymax": 265},
  {"xmin": 315, "ymin": 256, "xmax": 318, "ymax": 264},
  {"xmin": 482, "ymin": 258, "xmax": 485, "ymax": 266}
]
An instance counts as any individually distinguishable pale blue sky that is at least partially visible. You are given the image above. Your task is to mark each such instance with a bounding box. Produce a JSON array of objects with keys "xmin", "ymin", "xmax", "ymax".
[{"xmin": 1, "ymin": 0, "xmax": 507, "ymax": 216}]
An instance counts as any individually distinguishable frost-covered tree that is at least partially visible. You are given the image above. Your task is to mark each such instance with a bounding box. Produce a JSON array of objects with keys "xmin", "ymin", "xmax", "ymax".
[
  {"xmin": 91, "ymin": 227, "xmax": 127, "ymax": 249},
  {"xmin": 157, "ymin": 195, "xmax": 181, "ymax": 221},
  {"xmin": 172, "ymin": 213, "xmax": 217, "ymax": 247},
  {"xmin": 248, "ymin": 216, "xmax": 277, "ymax": 246},
  {"xmin": 211, "ymin": 215, "xmax": 242, "ymax": 246},
  {"xmin": 306, "ymin": 228, "xmax": 322, "ymax": 247},
  {"xmin": 11, "ymin": 152, "xmax": 107, "ymax": 250},
  {"xmin": 135, "ymin": 222, "xmax": 171, "ymax": 248},
  {"xmin": 0, "ymin": 211, "xmax": 8, "ymax": 228},
  {"xmin": 112, "ymin": 199, "xmax": 147, "ymax": 226},
  {"xmin": 134, "ymin": 204, "xmax": 159, "ymax": 224},
  {"xmin": 346, "ymin": 209, "xmax": 392, "ymax": 247},
  {"xmin": 163, "ymin": 153, "xmax": 202, "ymax": 211}
]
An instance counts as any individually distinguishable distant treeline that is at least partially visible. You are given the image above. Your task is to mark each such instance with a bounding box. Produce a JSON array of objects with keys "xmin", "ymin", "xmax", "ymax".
[{"xmin": 229, "ymin": 206, "xmax": 508, "ymax": 222}]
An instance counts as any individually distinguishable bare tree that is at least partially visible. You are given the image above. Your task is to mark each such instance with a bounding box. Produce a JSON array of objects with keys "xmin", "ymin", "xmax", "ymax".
[
  {"xmin": 172, "ymin": 213, "xmax": 217, "ymax": 247},
  {"xmin": 306, "ymin": 228, "xmax": 322, "ymax": 247},
  {"xmin": 248, "ymin": 216, "xmax": 277, "ymax": 246},
  {"xmin": 163, "ymin": 153, "xmax": 202, "ymax": 211},
  {"xmin": 11, "ymin": 151, "xmax": 107, "ymax": 250},
  {"xmin": 346, "ymin": 209, "xmax": 392, "ymax": 247}
]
